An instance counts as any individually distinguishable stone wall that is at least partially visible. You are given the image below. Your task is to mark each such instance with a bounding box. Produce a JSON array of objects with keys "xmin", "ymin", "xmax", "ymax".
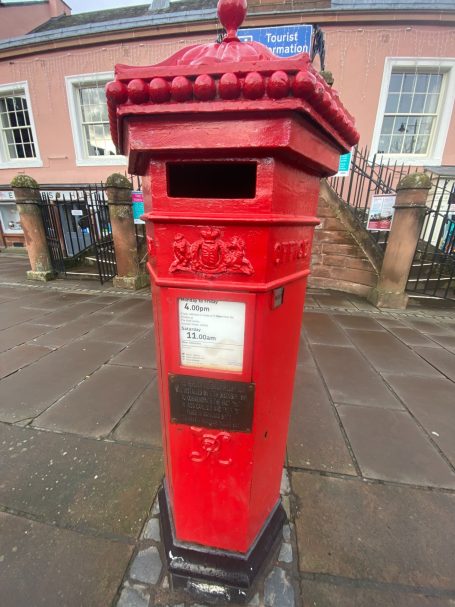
[{"xmin": 309, "ymin": 180, "xmax": 381, "ymax": 297}]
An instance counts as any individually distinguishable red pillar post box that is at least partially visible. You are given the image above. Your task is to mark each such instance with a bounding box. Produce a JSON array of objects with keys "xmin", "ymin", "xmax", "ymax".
[{"xmin": 106, "ymin": 1, "xmax": 358, "ymax": 601}]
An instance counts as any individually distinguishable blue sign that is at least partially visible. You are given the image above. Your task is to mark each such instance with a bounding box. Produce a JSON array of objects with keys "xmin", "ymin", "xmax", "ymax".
[
  {"xmin": 335, "ymin": 151, "xmax": 352, "ymax": 177},
  {"xmin": 132, "ymin": 191, "xmax": 145, "ymax": 224},
  {"xmin": 238, "ymin": 24, "xmax": 313, "ymax": 58}
]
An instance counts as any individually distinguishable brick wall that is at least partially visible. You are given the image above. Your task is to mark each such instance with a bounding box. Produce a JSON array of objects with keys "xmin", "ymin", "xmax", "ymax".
[{"xmin": 309, "ymin": 180, "xmax": 381, "ymax": 297}]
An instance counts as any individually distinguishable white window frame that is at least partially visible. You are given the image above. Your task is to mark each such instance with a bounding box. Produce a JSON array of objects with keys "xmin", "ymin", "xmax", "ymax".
[
  {"xmin": 371, "ymin": 58, "xmax": 455, "ymax": 166},
  {"xmin": 65, "ymin": 72, "xmax": 126, "ymax": 167},
  {"xmin": 0, "ymin": 81, "xmax": 42, "ymax": 170}
]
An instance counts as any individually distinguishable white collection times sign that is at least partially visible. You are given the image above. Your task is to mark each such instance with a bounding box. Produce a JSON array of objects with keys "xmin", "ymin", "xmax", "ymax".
[{"xmin": 178, "ymin": 298, "xmax": 246, "ymax": 372}]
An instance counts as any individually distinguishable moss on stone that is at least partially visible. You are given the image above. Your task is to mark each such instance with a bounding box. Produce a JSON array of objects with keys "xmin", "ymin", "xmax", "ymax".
[
  {"xmin": 105, "ymin": 173, "xmax": 132, "ymax": 189},
  {"xmin": 397, "ymin": 173, "xmax": 432, "ymax": 191},
  {"xmin": 11, "ymin": 174, "xmax": 39, "ymax": 189},
  {"xmin": 320, "ymin": 70, "xmax": 334, "ymax": 86}
]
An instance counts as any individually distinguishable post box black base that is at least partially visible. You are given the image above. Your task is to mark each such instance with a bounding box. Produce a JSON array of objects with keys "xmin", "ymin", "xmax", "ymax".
[{"xmin": 158, "ymin": 486, "xmax": 287, "ymax": 604}]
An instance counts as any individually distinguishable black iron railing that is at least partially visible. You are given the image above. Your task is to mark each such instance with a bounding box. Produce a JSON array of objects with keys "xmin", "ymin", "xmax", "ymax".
[
  {"xmin": 407, "ymin": 176, "xmax": 455, "ymax": 299},
  {"xmin": 328, "ymin": 145, "xmax": 420, "ymax": 252}
]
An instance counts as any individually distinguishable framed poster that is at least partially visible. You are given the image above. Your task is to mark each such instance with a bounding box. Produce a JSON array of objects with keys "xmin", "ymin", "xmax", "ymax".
[
  {"xmin": 132, "ymin": 191, "xmax": 145, "ymax": 224},
  {"xmin": 334, "ymin": 150, "xmax": 352, "ymax": 177},
  {"xmin": 178, "ymin": 298, "xmax": 246, "ymax": 372},
  {"xmin": 367, "ymin": 194, "xmax": 396, "ymax": 231}
]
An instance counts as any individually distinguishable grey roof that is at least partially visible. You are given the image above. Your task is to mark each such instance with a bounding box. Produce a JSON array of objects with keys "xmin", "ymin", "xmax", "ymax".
[
  {"xmin": 332, "ymin": 0, "xmax": 454, "ymax": 8},
  {"xmin": 31, "ymin": 4, "xmax": 152, "ymax": 32},
  {"xmin": 0, "ymin": 3, "xmax": 218, "ymax": 52},
  {"xmin": 28, "ymin": 0, "xmax": 455, "ymax": 35},
  {"xmin": 0, "ymin": 0, "xmax": 453, "ymax": 53},
  {"xmin": 30, "ymin": 1, "xmax": 217, "ymax": 33}
]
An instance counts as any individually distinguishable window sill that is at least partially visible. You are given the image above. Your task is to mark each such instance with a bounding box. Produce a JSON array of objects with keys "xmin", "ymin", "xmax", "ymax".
[
  {"xmin": 0, "ymin": 159, "xmax": 43, "ymax": 170},
  {"xmin": 75, "ymin": 156, "xmax": 126, "ymax": 167},
  {"xmin": 369, "ymin": 153, "xmax": 442, "ymax": 167}
]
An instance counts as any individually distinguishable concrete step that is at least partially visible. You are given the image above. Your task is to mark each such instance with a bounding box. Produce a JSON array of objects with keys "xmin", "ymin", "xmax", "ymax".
[
  {"xmin": 320, "ymin": 254, "xmax": 374, "ymax": 272},
  {"xmin": 319, "ymin": 243, "xmax": 364, "ymax": 257},
  {"xmin": 311, "ymin": 264, "xmax": 377, "ymax": 287},
  {"xmin": 84, "ymin": 256, "xmax": 116, "ymax": 265},
  {"xmin": 408, "ymin": 276, "xmax": 452, "ymax": 283},
  {"xmin": 65, "ymin": 271, "xmax": 102, "ymax": 281},
  {"xmin": 314, "ymin": 230, "xmax": 355, "ymax": 244}
]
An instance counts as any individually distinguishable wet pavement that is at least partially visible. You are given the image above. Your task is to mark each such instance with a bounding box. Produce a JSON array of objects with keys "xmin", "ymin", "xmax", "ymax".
[{"xmin": 1, "ymin": 253, "xmax": 454, "ymax": 606}]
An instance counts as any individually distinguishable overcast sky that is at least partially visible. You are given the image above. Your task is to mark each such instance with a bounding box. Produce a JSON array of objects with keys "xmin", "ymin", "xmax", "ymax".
[{"xmin": 69, "ymin": 0, "xmax": 150, "ymax": 13}]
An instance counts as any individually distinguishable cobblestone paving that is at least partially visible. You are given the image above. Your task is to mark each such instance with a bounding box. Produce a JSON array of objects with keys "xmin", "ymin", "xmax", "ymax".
[{"xmin": 116, "ymin": 470, "xmax": 300, "ymax": 607}]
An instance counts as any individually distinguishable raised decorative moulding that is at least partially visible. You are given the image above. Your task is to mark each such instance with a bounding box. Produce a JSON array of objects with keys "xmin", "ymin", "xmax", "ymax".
[
  {"xmin": 169, "ymin": 228, "xmax": 254, "ymax": 277},
  {"xmin": 106, "ymin": 0, "xmax": 360, "ymax": 153}
]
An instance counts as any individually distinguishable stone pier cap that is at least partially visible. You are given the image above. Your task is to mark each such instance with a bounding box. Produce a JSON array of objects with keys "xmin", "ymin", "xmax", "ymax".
[{"xmin": 106, "ymin": 0, "xmax": 359, "ymax": 168}]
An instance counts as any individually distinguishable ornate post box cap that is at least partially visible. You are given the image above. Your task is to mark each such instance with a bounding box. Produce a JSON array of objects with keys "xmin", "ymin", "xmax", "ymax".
[{"xmin": 106, "ymin": 0, "xmax": 360, "ymax": 156}]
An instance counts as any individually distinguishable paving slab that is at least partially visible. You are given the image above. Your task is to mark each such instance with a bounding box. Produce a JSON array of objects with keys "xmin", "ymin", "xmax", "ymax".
[
  {"xmin": 17, "ymin": 290, "xmax": 91, "ymax": 310},
  {"xmin": 384, "ymin": 374, "xmax": 455, "ymax": 467},
  {"xmin": 338, "ymin": 405, "xmax": 455, "ymax": 488},
  {"xmin": 347, "ymin": 296, "xmax": 378, "ymax": 312},
  {"xmin": 302, "ymin": 312, "xmax": 351, "ymax": 346},
  {"xmin": 33, "ymin": 364, "xmax": 151, "ymax": 438},
  {"xmin": 346, "ymin": 328, "xmax": 441, "ymax": 376},
  {"xmin": 0, "ymin": 343, "xmax": 53, "ymax": 379},
  {"xmin": 311, "ymin": 292, "xmax": 357, "ymax": 309},
  {"xmin": 375, "ymin": 316, "xmax": 409, "ymax": 329},
  {"xmin": 287, "ymin": 365, "xmax": 356, "ymax": 475},
  {"xmin": 414, "ymin": 346, "xmax": 455, "ymax": 382},
  {"xmin": 406, "ymin": 319, "xmax": 452, "ymax": 336},
  {"xmin": 0, "ymin": 285, "xmax": 30, "ymax": 300},
  {"xmin": 301, "ymin": 579, "xmax": 455, "ymax": 607},
  {"xmin": 90, "ymin": 295, "xmax": 122, "ymax": 305},
  {"xmin": 0, "ymin": 323, "xmax": 52, "ymax": 352},
  {"xmin": 296, "ymin": 335, "xmax": 315, "ymax": 365},
  {"xmin": 8, "ymin": 293, "xmax": 66, "ymax": 311},
  {"xmin": 111, "ymin": 299, "xmax": 153, "ymax": 326},
  {"xmin": 0, "ymin": 338, "xmax": 124, "ymax": 422},
  {"xmin": 113, "ymin": 376, "xmax": 162, "ymax": 447},
  {"xmin": 34, "ymin": 300, "xmax": 110, "ymax": 327},
  {"xmin": 311, "ymin": 344, "xmax": 403, "ymax": 409},
  {"xmin": 0, "ymin": 423, "xmax": 163, "ymax": 538},
  {"xmin": 385, "ymin": 326, "xmax": 440, "ymax": 347},
  {"xmin": 110, "ymin": 330, "xmax": 156, "ymax": 369},
  {"xmin": 426, "ymin": 334, "xmax": 455, "ymax": 353},
  {"xmin": 0, "ymin": 510, "xmax": 133, "ymax": 607},
  {"xmin": 303, "ymin": 294, "xmax": 319, "ymax": 307},
  {"xmin": 96, "ymin": 297, "xmax": 146, "ymax": 317},
  {"xmin": 38, "ymin": 291, "xmax": 93, "ymax": 304},
  {"xmin": 0, "ymin": 300, "xmax": 44, "ymax": 330},
  {"xmin": 293, "ymin": 471, "xmax": 455, "ymax": 590},
  {"xmin": 333, "ymin": 313, "xmax": 385, "ymax": 331},
  {"xmin": 88, "ymin": 321, "xmax": 147, "ymax": 344},
  {"xmin": 32, "ymin": 314, "xmax": 111, "ymax": 348}
]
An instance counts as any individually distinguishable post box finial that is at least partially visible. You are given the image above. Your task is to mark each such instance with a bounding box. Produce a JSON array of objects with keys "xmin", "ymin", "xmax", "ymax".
[{"xmin": 217, "ymin": 0, "xmax": 247, "ymax": 41}]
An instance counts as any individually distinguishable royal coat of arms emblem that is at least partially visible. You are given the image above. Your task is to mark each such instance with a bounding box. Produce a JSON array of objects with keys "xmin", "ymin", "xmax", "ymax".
[{"xmin": 169, "ymin": 228, "xmax": 254, "ymax": 276}]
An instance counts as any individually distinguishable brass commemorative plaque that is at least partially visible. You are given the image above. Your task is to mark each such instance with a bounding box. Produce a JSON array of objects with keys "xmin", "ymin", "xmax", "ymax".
[{"xmin": 169, "ymin": 374, "xmax": 255, "ymax": 432}]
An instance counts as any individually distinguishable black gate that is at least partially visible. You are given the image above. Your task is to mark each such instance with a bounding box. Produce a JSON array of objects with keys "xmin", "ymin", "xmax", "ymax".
[
  {"xmin": 407, "ymin": 175, "xmax": 455, "ymax": 299},
  {"xmin": 40, "ymin": 185, "xmax": 117, "ymax": 284},
  {"xmin": 40, "ymin": 194, "xmax": 66, "ymax": 274}
]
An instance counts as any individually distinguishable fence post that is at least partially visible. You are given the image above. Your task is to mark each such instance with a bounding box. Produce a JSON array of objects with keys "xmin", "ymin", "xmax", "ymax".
[
  {"xmin": 12, "ymin": 175, "xmax": 56, "ymax": 281},
  {"xmin": 368, "ymin": 173, "xmax": 432, "ymax": 309},
  {"xmin": 105, "ymin": 173, "xmax": 149, "ymax": 290}
]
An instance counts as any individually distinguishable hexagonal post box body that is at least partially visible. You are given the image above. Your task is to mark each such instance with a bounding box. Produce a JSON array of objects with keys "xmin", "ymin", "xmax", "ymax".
[{"xmin": 106, "ymin": 1, "xmax": 358, "ymax": 600}]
